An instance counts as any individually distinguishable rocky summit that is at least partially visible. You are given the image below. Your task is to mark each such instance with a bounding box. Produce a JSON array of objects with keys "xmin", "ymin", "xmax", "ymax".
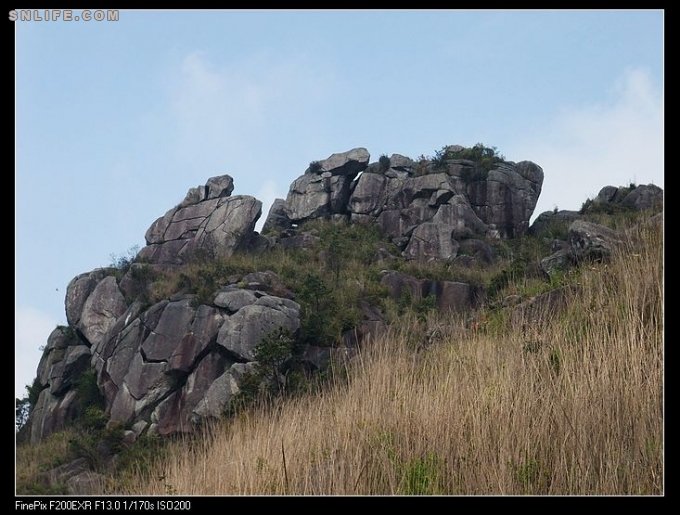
[{"xmin": 23, "ymin": 144, "xmax": 662, "ymax": 450}]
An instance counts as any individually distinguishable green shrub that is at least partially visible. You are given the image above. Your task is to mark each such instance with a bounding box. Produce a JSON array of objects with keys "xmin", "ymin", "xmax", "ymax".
[
  {"xmin": 378, "ymin": 154, "xmax": 391, "ymax": 172},
  {"xmin": 308, "ymin": 161, "xmax": 322, "ymax": 174},
  {"xmin": 110, "ymin": 245, "xmax": 140, "ymax": 276},
  {"xmin": 75, "ymin": 369, "xmax": 105, "ymax": 412},
  {"xmin": 399, "ymin": 452, "xmax": 444, "ymax": 495},
  {"xmin": 432, "ymin": 143, "xmax": 505, "ymax": 173}
]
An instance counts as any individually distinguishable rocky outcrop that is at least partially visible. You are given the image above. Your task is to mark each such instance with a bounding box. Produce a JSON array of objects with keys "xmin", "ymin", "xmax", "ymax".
[
  {"xmin": 529, "ymin": 210, "xmax": 582, "ymax": 237},
  {"xmin": 262, "ymin": 198, "xmax": 292, "ymax": 234},
  {"xmin": 30, "ymin": 263, "xmax": 301, "ymax": 440},
  {"xmin": 26, "ymin": 145, "xmax": 544, "ymax": 444},
  {"xmin": 284, "ymin": 148, "xmax": 370, "ymax": 223},
  {"xmin": 270, "ymin": 146, "xmax": 543, "ymax": 262},
  {"xmin": 138, "ymin": 175, "xmax": 262, "ymax": 265},
  {"xmin": 569, "ymin": 220, "xmax": 622, "ymax": 263},
  {"xmin": 593, "ymin": 183, "xmax": 663, "ymax": 212},
  {"xmin": 540, "ymin": 220, "xmax": 623, "ymax": 276}
]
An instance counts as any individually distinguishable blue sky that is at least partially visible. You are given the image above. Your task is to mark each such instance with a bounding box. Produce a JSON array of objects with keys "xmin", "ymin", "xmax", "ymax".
[{"xmin": 15, "ymin": 9, "xmax": 663, "ymax": 397}]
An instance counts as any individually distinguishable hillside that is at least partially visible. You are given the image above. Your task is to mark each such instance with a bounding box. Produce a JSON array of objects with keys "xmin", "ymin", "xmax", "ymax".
[{"xmin": 15, "ymin": 144, "xmax": 663, "ymax": 495}]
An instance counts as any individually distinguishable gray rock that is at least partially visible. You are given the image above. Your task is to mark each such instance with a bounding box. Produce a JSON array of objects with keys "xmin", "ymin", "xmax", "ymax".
[
  {"xmin": 167, "ymin": 305, "xmax": 225, "ymax": 374},
  {"xmin": 348, "ymin": 172, "xmax": 387, "ymax": 215},
  {"xmin": 434, "ymin": 282, "xmax": 476, "ymax": 312},
  {"xmin": 190, "ymin": 195, "xmax": 262, "ymax": 258},
  {"xmin": 217, "ymin": 298, "xmax": 300, "ymax": 361},
  {"xmin": 284, "ymin": 173, "xmax": 353, "ymax": 222},
  {"xmin": 458, "ymin": 239, "xmax": 496, "ymax": 265},
  {"xmin": 595, "ymin": 185, "xmax": 619, "ymax": 204},
  {"xmin": 205, "ymin": 174, "xmax": 235, "ymax": 199},
  {"xmin": 131, "ymin": 420, "xmax": 148, "ymax": 437},
  {"xmin": 78, "ymin": 276, "xmax": 127, "ymax": 348},
  {"xmin": 467, "ymin": 161, "xmax": 543, "ymax": 238},
  {"xmin": 388, "ymin": 153, "xmax": 414, "ymax": 171},
  {"xmin": 179, "ymin": 186, "xmax": 205, "ymax": 208},
  {"xmin": 512, "ymin": 288, "xmax": 567, "ymax": 325},
  {"xmin": 65, "ymin": 269, "xmax": 111, "ymax": 327},
  {"xmin": 306, "ymin": 147, "xmax": 370, "ymax": 176},
  {"xmin": 540, "ymin": 248, "xmax": 573, "ymax": 276},
  {"xmin": 37, "ymin": 327, "xmax": 79, "ymax": 387},
  {"xmin": 144, "ymin": 206, "xmax": 179, "ymax": 245},
  {"xmin": 529, "ymin": 210, "xmax": 582, "ymax": 237},
  {"xmin": 431, "ymin": 195, "xmax": 488, "ymax": 239},
  {"xmin": 153, "ymin": 352, "xmax": 231, "ymax": 435},
  {"xmin": 621, "ymin": 184, "xmax": 663, "ymax": 211},
  {"xmin": 404, "ymin": 223, "xmax": 459, "ymax": 261},
  {"xmin": 569, "ymin": 220, "xmax": 622, "ymax": 262},
  {"xmin": 214, "ymin": 288, "xmax": 258, "ymax": 313},
  {"xmin": 193, "ymin": 362, "xmax": 257, "ymax": 420},
  {"xmin": 142, "ymin": 177, "xmax": 261, "ymax": 265},
  {"xmin": 261, "ymin": 198, "xmax": 292, "ymax": 234},
  {"xmin": 141, "ymin": 298, "xmax": 196, "ymax": 362},
  {"xmin": 49, "ymin": 345, "xmax": 90, "ymax": 395}
]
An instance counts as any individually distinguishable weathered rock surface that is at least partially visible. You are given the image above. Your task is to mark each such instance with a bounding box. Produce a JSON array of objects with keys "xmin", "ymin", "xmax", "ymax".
[
  {"xmin": 592, "ymin": 183, "xmax": 663, "ymax": 212},
  {"xmin": 139, "ymin": 175, "xmax": 261, "ymax": 265},
  {"xmin": 26, "ymin": 147, "xmax": 551, "ymax": 445},
  {"xmin": 217, "ymin": 297, "xmax": 300, "ymax": 361},
  {"xmin": 569, "ymin": 220, "xmax": 622, "ymax": 263},
  {"xmin": 262, "ymin": 198, "xmax": 292, "ymax": 234},
  {"xmin": 540, "ymin": 220, "xmax": 623, "ymax": 276},
  {"xmin": 30, "ymin": 265, "xmax": 300, "ymax": 441}
]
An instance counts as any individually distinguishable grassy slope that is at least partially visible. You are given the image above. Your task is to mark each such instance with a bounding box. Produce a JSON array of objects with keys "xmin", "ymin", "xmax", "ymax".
[{"xmin": 113, "ymin": 216, "xmax": 662, "ymax": 495}]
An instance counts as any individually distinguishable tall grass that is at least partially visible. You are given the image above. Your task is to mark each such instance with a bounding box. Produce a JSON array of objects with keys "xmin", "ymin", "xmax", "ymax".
[{"xmin": 121, "ymin": 219, "xmax": 662, "ymax": 495}]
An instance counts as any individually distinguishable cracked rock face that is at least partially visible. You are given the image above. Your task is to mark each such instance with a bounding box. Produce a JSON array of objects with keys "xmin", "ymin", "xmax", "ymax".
[
  {"xmin": 30, "ymin": 267, "xmax": 301, "ymax": 441},
  {"xmin": 27, "ymin": 149, "xmax": 548, "ymax": 443},
  {"xmin": 139, "ymin": 175, "xmax": 262, "ymax": 265},
  {"xmin": 269, "ymin": 147, "xmax": 543, "ymax": 261}
]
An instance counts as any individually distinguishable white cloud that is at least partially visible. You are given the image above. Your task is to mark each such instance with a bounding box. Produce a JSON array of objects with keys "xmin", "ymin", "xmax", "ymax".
[
  {"xmin": 167, "ymin": 51, "xmax": 336, "ymax": 175},
  {"xmin": 507, "ymin": 68, "xmax": 663, "ymax": 218},
  {"xmin": 255, "ymin": 179, "xmax": 285, "ymax": 232},
  {"xmin": 15, "ymin": 306, "xmax": 57, "ymax": 398}
]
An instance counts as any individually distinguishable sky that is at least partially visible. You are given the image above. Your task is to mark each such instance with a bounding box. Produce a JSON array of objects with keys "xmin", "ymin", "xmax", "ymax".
[{"xmin": 15, "ymin": 9, "xmax": 664, "ymax": 397}]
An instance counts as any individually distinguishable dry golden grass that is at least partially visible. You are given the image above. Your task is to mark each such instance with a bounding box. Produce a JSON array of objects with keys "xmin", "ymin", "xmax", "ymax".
[{"xmin": 118, "ymin": 219, "xmax": 665, "ymax": 495}]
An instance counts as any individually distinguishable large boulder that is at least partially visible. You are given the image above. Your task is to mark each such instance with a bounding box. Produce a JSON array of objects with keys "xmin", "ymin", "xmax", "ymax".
[
  {"xmin": 621, "ymin": 184, "xmax": 663, "ymax": 211},
  {"xmin": 139, "ymin": 175, "xmax": 261, "ymax": 264},
  {"xmin": 348, "ymin": 172, "xmax": 387, "ymax": 215},
  {"xmin": 77, "ymin": 276, "xmax": 127, "ymax": 348},
  {"xmin": 305, "ymin": 147, "xmax": 370, "ymax": 176},
  {"xmin": 466, "ymin": 161, "xmax": 543, "ymax": 238},
  {"xmin": 261, "ymin": 198, "xmax": 292, "ymax": 234},
  {"xmin": 529, "ymin": 210, "xmax": 582, "ymax": 237},
  {"xmin": 569, "ymin": 220, "xmax": 622, "ymax": 263},
  {"xmin": 284, "ymin": 148, "xmax": 370, "ymax": 222},
  {"xmin": 217, "ymin": 296, "xmax": 300, "ymax": 361},
  {"xmin": 404, "ymin": 223, "xmax": 459, "ymax": 261},
  {"xmin": 284, "ymin": 173, "xmax": 354, "ymax": 222},
  {"xmin": 65, "ymin": 269, "xmax": 112, "ymax": 327}
]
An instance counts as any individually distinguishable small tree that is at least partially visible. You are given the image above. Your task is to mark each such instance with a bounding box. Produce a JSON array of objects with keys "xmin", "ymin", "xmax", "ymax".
[
  {"xmin": 378, "ymin": 154, "xmax": 391, "ymax": 172},
  {"xmin": 254, "ymin": 328, "xmax": 296, "ymax": 394}
]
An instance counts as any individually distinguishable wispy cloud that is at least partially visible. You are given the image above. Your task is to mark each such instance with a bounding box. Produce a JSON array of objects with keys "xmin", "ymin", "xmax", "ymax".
[
  {"xmin": 167, "ymin": 51, "xmax": 336, "ymax": 177},
  {"xmin": 15, "ymin": 306, "xmax": 57, "ymax": 398},
  {"xmin": 507, "ymin": 68, "xmax": 663, "ymax": 217}
]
